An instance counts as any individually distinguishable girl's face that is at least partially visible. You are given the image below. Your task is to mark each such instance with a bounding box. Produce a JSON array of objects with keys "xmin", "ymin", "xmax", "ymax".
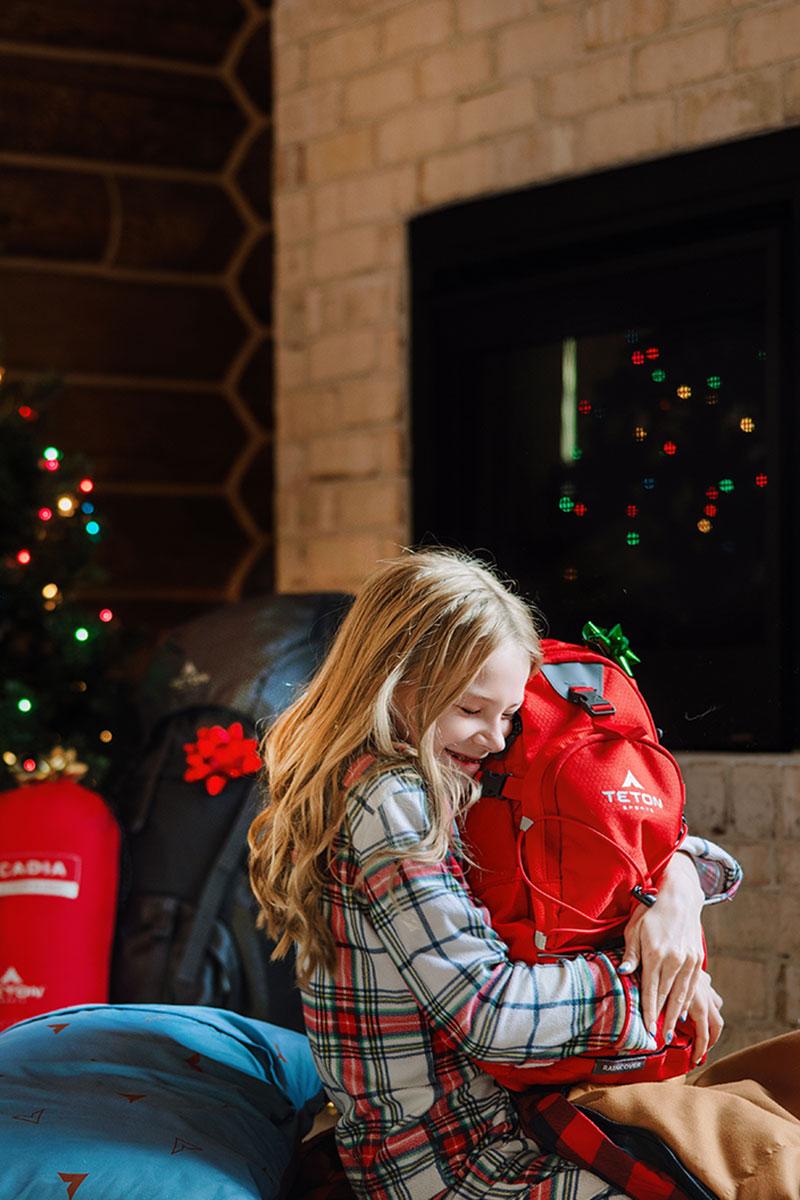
[{"xmin": 432, "ymin": 639, "xmax": 530, "ymax": 777}]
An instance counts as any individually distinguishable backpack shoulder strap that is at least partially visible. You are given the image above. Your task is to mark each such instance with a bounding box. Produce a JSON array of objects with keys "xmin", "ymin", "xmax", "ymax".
[{"xmin": 174, "ymin": 778, "xmax": 261, "ymax": 1000}]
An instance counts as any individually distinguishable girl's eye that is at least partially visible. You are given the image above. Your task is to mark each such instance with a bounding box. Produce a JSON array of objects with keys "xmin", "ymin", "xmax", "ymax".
[{"xmin": 458, "ymin": 706, "xmax": 479, "ymax": 716}]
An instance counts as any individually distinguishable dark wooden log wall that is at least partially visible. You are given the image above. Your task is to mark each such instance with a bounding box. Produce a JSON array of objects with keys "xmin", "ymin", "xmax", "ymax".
[{"xmin": 0, "ymin": 1, "xmax": 274, "ymax": 636}]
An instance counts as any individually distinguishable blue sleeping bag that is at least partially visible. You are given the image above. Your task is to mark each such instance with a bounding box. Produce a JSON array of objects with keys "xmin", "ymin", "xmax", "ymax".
[{"xmin": 0, "ymin": 1003, "xmax": 325, "ymax": 1199}]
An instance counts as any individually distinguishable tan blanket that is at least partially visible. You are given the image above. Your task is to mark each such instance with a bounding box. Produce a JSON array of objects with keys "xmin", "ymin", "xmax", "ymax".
[{"xmin": 569, "ymin": 1032, "xmax": 800, "ymax": 1199}]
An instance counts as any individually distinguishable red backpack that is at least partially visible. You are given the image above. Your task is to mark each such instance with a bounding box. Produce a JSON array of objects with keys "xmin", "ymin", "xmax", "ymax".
[{"xmin": 463, "ymin": 637, "xmax": 698, "ymax": 1088}]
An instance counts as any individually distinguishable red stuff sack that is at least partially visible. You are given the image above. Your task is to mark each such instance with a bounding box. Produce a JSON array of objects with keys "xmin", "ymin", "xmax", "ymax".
[
  {"xmin": 463, "ymin": 638, "xmax": 698, "ymax": 1087},
  {"xmin": 0, "ymin": 779, "xmax": 120, "ymax": 1030}
]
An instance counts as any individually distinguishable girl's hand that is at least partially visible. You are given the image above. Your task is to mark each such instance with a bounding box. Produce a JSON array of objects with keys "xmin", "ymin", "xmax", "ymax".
[
  {"xmin": 618, "ymin": 850, "xmax": 706, "ymax": 1041},
  {"xmin": 688, "ymin": 971, "xmax": 724, "ymax": 1064}
]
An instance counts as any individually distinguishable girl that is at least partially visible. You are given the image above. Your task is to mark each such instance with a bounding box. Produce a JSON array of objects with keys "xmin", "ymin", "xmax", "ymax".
[{"xmin": 249, "ymin": 548, "xmax": 734, "ymax": 1200}]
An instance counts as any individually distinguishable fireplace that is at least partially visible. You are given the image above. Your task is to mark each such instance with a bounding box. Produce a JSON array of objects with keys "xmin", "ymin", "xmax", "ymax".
[{"xmin": 410, "ymin": 127, "xmax": 800, "ymax": 752}]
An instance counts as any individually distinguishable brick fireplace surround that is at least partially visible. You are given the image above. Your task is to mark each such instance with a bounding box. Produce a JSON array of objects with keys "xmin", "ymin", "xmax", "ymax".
[{"xmin": 272, "ymin": 0, "xmax": 800, "ymax": 1054}]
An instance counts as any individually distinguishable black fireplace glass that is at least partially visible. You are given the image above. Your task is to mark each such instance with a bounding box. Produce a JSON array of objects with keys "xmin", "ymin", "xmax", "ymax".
[{"xmin": 411, "ymin": 130, "xmax": 799, "ymax": 751}]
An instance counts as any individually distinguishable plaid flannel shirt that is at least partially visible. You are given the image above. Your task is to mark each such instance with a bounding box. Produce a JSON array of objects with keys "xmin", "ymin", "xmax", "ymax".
[{"xmin": 302, "ymin": 763, "xmax": 740, "ymax": 1200}]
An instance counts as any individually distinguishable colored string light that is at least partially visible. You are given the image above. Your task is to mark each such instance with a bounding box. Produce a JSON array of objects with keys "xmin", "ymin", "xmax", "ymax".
[
  {"xmin": 42, "ymin": 583, "xmax": 58, "ymax": 600},
  {"xmin": 740, "ymin": 417, "xmax": 755, "ymax": 433},
  {"xmin": 704, "ymin": 504, "xmax": 717, "ymax": 518},
  {"xmin": 99, "ymin": 608, "xmax": 113, "ymax": 622},
  {"xmin": 645, "ymin": 347, "xmax": 659, "ymax": 359},
  {"xmin": 563, "ymin": 567, "xmax": 578, "ymax": 581},
  {"xmin": 706, "ymin": 486, "xmax": 719, "ymax": 500},
  {"xmin": 756, "ymin": 474, "xmax": 768, "ymax": 487},
  {"xmin": 43, "ymin": 446, "xmax": 60, "ymax": 461},
  {"xmin": 574, "ymin": 503, "xmax": 587, "ymax": 516},
  {"xmin": 99, "ymin": 730, "xmax": 113, "ymax": 743},
  {"xmin": 631, "ymin": 351, "xmax": 645, "ymax": 365},
  {"xmin": 75, "ymin": 627, "xmax": 89, "ymax": 642},
  {"xmin": 16, "ymin": 549, "xmax": 31, "ymax": 565},
  {"xmin": 626, "ymin": 505, "xmax": 638, "ymax": 517},
  {"xmin": 652, "ymin": 369, "xmax": 666, "ymax": 382},
  {"xmin": 634, "ymin": 426, "xmax": 647, "ymax": 442},
  {"xmin": 677, "ymin": 386, "xmax": 691, "ymax": 399},
  {"xmin": 707, "ymin": 375, "xmax": 721, "ymax": 388},
  {"xmin": 85, "ymin": 520, "xmax": 100, "ymax": 536},
  {"xmin": 18, "ymin": 698, "xmax": 32, "ymax": 713},
  {"xmin": 44, "ymin": 459, "xmax": 59, "ymax": 472},
  {"xmin": 698, "ymin": 519, "xmax": 712, "ymax": 533},
  {"xmin": 626, "ymin": 330, "xmax": 639, "ymax": 344},
  {"xmin": 2, "ymin": 752, "xmax": 17, "ymax": 767},
  {"xmin": 719, "ymin": 479, "xmax": 734, "ymax": 493},
  {"xmin": 643, "ymin": 477, "xmax": 655, "ymax": 489},
  {"xmin": 626, "ymin": 532, "xmax": 640, "ymax": 546},
  {"xmin": 23, "ymin": 759, "xmax": 36, "ymax": 773},
  {"xmin": 81, "ymin": 501, "xmax": 94, "ymax": 514},
  {"xmin": 38, "ymin": 507, "xmax": 52, "ymax": 521},
  {"xmin": 663, "ymin": 441, "xmax": 677, "ymax": 455},
  {"xmin": 578, "ymin": 399, "xmax": 592, "ymax": 414},
  {"xmin": 57, "ymin": 496, "xmax": 76, "ymax": 515},
  {"xmin": 559, "ymin": 497, "xmax": 574, "ymax": 513},
  {"xmin": 78, "ymin": 478, "xmax": 94, "ymax": 494}
]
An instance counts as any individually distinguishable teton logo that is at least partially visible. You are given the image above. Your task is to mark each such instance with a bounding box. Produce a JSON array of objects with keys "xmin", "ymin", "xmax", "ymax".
[
  {"xmin": 0, "ymin": 852, "xmax": 81, "ymax": 899},
  {"xmin": 0, "ymin": 966, "xmax": 46, "ymax": 1003},
  {"xmin": 601, "ymin": 770, "xmax": 663, "ymax": 810}
]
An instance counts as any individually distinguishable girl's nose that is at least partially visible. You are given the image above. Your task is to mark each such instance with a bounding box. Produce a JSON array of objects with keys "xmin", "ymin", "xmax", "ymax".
[{"xmin": 480, "ymin": 721, "xmax": 507, "ymax": 754}]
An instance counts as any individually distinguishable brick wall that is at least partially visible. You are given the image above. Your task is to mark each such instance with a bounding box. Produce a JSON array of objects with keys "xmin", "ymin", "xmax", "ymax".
[
  {"xmin": 0, "ymin": 0, "xmax": 274, "ymax": 634},
  {"xmin": 274, "ymin": 0, "xmax": 800, "ymax": 1054}
]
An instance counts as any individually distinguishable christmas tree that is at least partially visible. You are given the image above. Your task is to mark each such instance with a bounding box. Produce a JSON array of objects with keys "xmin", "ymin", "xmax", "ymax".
[{"xmin": 0, "ymin": 338, "xmax": 139, "ymax": 791}]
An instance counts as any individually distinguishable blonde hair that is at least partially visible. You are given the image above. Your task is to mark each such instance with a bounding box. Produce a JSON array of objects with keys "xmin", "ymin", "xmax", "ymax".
[{"xmin": 248, "ymin": 548, "xmax": 541, "ymax": 985}]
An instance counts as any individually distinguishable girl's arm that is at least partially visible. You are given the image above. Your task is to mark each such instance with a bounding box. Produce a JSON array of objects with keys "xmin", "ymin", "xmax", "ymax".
[
  {"xmin": 619, "ymin": 835, "xmax": 742, "ymax": 1051},
  {"xmin": 348, "ymin": 769, "xmax": 657, "ymax": 1067}
]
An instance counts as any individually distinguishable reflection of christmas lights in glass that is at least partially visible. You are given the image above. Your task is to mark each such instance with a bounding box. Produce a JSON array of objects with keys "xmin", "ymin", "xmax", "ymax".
[
  {"xmin": 652, "ymin": 369, "xmax": 666, "ymax": 382},
  {"xmin": 16, "ymin": 549, "xmax": 31, "ymax": 565},
  {"xmin": 677, "ymin": 385, "xmax": 691, "ymax": 399},
  {"xmin": 634, "ymin": 426, "xmax": 647, "ymax": 441},
  {"xmin": 705, "ymin": 393, "xmax": 719, "ymax": 405},
  {"xmin": 626, "ymin": 505, "xmax": 638, "ymax": 517},
  {"xmin": 38, "ymin": 507, "xmax": 52, "ymax": 521},
  {"xmin": 663, "ymin": 441, "xmax": 677, "ymax": 455},
  {"xmin": 645, "ymin": 347, "xmax": 659, "ymax": 359},
  {"xmin": 578, "ymin": 399, "xmax": 592, "ymax": 414},
  {"xmin": 756, "ymin": 473, "xmax": 768, "ymax": 487},
  {"xmin": 631, "ymin": 351, "xmax": 645, "ymax": 364},
  {"xmin": 42, "ymin": 583, "xmax": 58, "ymax": 599},
  {"xmin": 574, "ymin": 503, "xmax": 587, "ymax": 516},
  {"xmin": 559, "ymin": 497, "xmax": 574, "ymax": 512},
  {"xmin": 698, "ymin": 519, "xmax": 712, "ymax": 533},
  {"xmin": 18, "ymin": 698, "xmax": 32, "ymax": 713},
  {"xmin": 627, "ymin": 532, "xmax": 640, "ymax": 546},
  {"xmin": 658, "ymin": 398, "xmax": 671, "ymax": 411},
  {"xmin": 75, "ymin": 627, "xmax": 89, "ymax": 642},
  {"xmin": 643, "ymin": 477, "xmax": 655, "ymax": 489},
  {"xmin": 757, "ymin": 350, "xmax": 766, "ymax": 360},
  {"xmin": 719, "ymin": 478, "xmax": 734, "ymax": 493},
  {"xmin": 563, "ymin": 567, "xmax": 578, "ymax": 581},
  {"xmin": 99, "ymin": 608, "xmax": 113, "ymax": 622},
  {"xmin": 704, "ymin": 504, "xmax": 717, "ymax": 518},
  {"xmin": 707, "ymin": 375, "xmax": 721, "ymax": 388},
  {"xmin": 706, "ymin": 486, "xmax": 719, "ymax": 499},
  {"xmin": 572, "ymin": 447, "xmax": 582, "ymax": 460},
  {"xmin": 740, "ymin": 417, "xmax": 755, "ymax": 432},
  {"xmin": 626, "ymin": 330, "xmax": 639, "ymax": 344}
]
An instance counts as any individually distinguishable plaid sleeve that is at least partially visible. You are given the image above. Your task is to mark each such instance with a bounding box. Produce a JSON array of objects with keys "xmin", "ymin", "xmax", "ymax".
[
  {"xmin": 346, "ymin": 768, "xmax": 657, "ymax": 1067},
  {"xmin": 677, "ymin": 834, "xmax": 743, "ymax": 904}
]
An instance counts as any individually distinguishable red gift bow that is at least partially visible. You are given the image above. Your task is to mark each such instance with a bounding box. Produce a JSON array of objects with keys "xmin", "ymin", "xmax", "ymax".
[{"xmin": 183, "ymin": 722, "xmax": 261, "ymax": 796}]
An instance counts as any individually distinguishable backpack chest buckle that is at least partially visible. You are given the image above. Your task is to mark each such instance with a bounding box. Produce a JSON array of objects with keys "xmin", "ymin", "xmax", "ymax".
[{"xmin": 567, "ymin": 685, "xmax": 616, "ymax": 717}]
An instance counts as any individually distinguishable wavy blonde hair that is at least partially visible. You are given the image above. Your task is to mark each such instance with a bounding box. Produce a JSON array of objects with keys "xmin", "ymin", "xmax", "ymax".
[{"xmin": 248, "ymin": 548, "xmax": 541, "ymax": 985}]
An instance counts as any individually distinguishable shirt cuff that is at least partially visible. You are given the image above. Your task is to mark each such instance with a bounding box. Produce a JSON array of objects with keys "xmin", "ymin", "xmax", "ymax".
[{"xmin": 677, "ymin": 834, "xmax": 743, "ymax": 904}]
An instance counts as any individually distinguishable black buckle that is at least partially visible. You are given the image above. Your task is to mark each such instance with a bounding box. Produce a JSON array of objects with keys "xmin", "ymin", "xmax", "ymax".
[
  {"xmin": 632, "ymin": 885, "xmax": 658, "ymax": 908},
  {"xmin": 567, "ymin": 685, "xmax": 616, "ymax": 717},
  {"xmin": 479, "ymin": 769, "xmax": 511, "ymax": 797}
]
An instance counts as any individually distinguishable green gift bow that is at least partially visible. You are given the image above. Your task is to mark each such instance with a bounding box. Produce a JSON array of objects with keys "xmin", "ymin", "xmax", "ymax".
[{"xmin": 581, "ymin": 621, "xmax": 641, "ymax": 678}]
